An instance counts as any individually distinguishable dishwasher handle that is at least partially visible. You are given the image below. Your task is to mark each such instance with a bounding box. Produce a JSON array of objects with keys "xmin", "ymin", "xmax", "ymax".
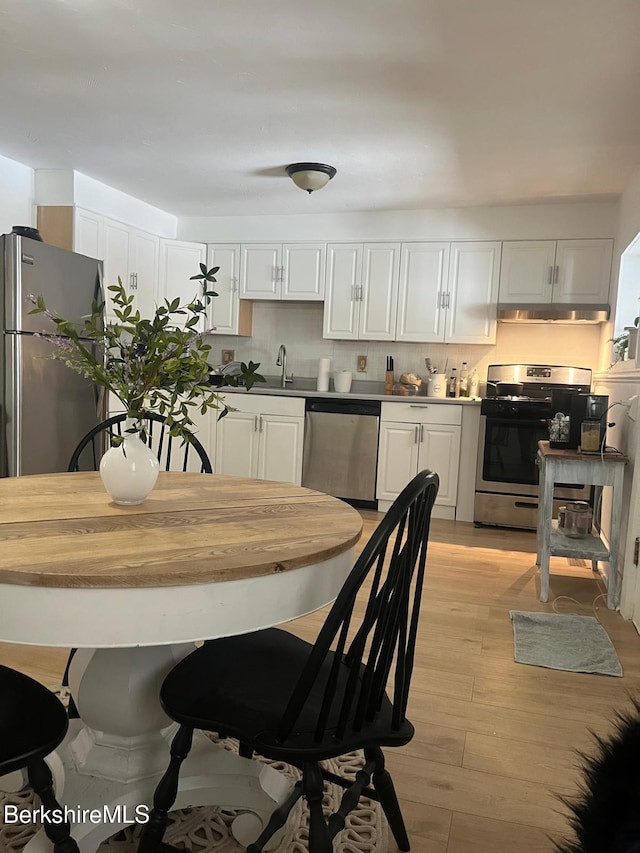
[{"xmin": 304, "ymin": 397, "xmax": 381, "ymax": 417}]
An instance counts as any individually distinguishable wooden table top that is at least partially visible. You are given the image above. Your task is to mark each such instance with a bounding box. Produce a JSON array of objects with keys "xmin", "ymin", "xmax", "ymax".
[
  {"xmin": 0, "ymin": 472, "xmax": 363, "ymax": 589},
  {"xmin": 537, "ymin": 440, "xmax": 627, "ymax": 464}
]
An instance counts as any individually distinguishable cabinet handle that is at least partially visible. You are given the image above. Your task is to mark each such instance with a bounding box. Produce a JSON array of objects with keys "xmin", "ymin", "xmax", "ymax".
[
  {"xmin": 280, "ymin": 266, "xmax": 285, "ymax": 283},
  {"xmin": 420, "ymin": 423, "xmax": 424, "ymax": 442},
  {"xmin": 358, "ymin": 285, "xmax": 364, "ymax": 301},
  {"xmin": 553, "ymin": 264, "xmax": 559, "ymax": 284},
  {"xmin": 414, "ymin": 425, "xmax": 420, "ymax": 444},
  {"xmin": 445, "ymin": 292, "xmax": 450, "ymax": 308},
  {"xmin": 548, "ymin": 265, "xmax": 553, "ymax": 285},
  {"xmin": 409, "ymin": 404, "xmax": 426, "ymax": 408},
  {"xmin": 259, "ymin": 415, "xmax": 264, "ymax": 432},
  {"xmin": 254, "ymin": 415, "xmax": 259, "ymax": 432}
]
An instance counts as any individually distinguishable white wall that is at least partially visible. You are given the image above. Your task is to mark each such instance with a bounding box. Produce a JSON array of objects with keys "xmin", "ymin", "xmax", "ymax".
[
  {"xmin": 593, "ymin": 163, "xmax": 640, "ymax": 622},
  {"xmin": 0, "ymin": 154, "xmax": 34, "ymax": 236},
  {"xmin": 34, "ymin": 169, "xmax": 178, "ymax": 238},
  {"xmin": 180, "ymin": 200, "xmax": 618, "ymax": 243}
]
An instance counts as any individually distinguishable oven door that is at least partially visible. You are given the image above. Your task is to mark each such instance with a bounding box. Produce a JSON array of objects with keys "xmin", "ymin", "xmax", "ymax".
[{"xmin": 476, "ymin": 415, "xmax": 588, "ymax": 497}]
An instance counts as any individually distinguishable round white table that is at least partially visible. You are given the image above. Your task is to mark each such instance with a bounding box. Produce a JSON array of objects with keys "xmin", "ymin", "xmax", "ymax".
[{"xmin": 0, "ymin": 471, "xmax": 362, "ymax": 852}]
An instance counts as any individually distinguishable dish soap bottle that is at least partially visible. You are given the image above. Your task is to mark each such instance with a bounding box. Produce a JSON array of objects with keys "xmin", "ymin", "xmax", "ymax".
[
  {"xmin": 447, "ymin": 368, "xmax": 458, "ymax": 398},
  {"xmin": 459, "ymin": 362, "xmax": 469, "ymax": 397}
]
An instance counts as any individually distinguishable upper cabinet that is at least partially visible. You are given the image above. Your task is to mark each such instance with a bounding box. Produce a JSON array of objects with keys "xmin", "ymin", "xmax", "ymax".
[
  {"xmin": 158, "ymin": 239, "xmax": 207, "ymax": 328},
  {"xmin": 206, "ymin": 245, "xmax": 252, "ymax": 336},
  {"xmin": 103, "ymin": 219, "xmax": 159, "ymax": 320},
  {"xmin": 395, "ymin": 241, "xmax": 501, "ymax": 345},
  {"xmin": 323, "ymin": 243, "xmax": 400, "ymax": 341},
  {"xmin": 240, "ymin": 243, "xmax": 326, "ymax": 301},
  {"xmin": 499, "ymin": 239, "xmax": 613, "ymax": 305}
]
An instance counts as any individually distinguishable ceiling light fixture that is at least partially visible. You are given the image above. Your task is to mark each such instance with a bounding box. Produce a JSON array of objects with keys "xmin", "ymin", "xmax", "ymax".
[{"xmin": 286, "ymin": 162, "xmax": 337, "ymax": 194}]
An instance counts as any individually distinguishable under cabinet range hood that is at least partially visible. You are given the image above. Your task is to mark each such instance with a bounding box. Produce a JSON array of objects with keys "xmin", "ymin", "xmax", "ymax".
[{"xmin": 498, "ymin": 303, "xmax": 610, "ymax": 324}]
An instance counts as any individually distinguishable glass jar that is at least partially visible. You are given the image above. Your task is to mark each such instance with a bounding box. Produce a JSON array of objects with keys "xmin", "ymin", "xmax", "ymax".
[
  {"xmin": 581, "ymin": 419, "xmax": 601, "ymax": 453},
  {"xmin": 563, "ymin": 501, "xmax": 593, "ymax": 538}
]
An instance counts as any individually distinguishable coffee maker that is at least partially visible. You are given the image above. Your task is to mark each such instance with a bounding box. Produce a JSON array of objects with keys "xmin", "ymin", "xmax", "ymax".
[{"xmin": 569, "ymin": 394, "xmax": 609, "ymax": 451}]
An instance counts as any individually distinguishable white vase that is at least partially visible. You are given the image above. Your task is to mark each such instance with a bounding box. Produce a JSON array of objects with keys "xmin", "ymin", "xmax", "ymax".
[{"xmin": 99, "ymin": 427, "xmax": 160, "ymax": 505}]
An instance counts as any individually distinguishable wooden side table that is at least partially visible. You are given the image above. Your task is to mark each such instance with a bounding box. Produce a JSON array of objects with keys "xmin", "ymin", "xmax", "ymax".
[{"xmin": 536, "ymin": 441, "xmax": 627, "ymax": 608}]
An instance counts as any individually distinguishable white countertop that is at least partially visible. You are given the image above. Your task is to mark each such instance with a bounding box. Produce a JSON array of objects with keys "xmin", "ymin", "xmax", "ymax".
[{"xmin": 218, "ymin": 377, "xmax": 481, "ymax": 405}]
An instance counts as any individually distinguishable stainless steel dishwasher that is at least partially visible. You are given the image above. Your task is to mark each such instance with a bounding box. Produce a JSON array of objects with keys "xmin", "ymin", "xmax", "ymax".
[{"xmin": 301, "ymin": 398, "xmax": 381, "ymax": 506}]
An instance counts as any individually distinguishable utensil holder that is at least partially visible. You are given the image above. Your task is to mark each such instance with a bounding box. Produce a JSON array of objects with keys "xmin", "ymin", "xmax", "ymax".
[{"xmin": 384, "ymin": 370, "xmax": 394, "ymax": 394}]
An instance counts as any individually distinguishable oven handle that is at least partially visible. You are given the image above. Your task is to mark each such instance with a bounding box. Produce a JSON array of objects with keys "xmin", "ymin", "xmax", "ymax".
[{"xmin": 483, "ymin": 416, "xmax": 550, "ymax": 428}]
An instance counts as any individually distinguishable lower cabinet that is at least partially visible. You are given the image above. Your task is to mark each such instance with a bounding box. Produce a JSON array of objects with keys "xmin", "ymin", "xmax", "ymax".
[
  {"xmin": 215, "ymin": 395, "xmax": 305, "ymax": 484},
  {"xmin": 376, "ymin": 403, "xmax": 461, "ymax": 516}
]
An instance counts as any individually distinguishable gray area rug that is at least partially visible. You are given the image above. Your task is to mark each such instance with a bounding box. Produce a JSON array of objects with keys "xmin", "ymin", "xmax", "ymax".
[{"xmin": 509, "ymin": 610, "xmax": 623, "ymax": 677}]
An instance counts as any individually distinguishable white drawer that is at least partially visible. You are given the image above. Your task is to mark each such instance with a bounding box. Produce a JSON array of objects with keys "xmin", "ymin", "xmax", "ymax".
[
  {"xmin": 381, "ymin": 401, "xmax": 462, "ymax": 426},
  {"xmin": 217, "ymin": 392, "xmax": 305, "ymax": 418}
]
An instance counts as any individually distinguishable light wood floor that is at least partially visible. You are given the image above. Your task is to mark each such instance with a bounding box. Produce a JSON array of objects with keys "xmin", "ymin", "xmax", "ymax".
[{"xmin": 1, "ymin": 513, "xmax": 639, "ymax": 852}]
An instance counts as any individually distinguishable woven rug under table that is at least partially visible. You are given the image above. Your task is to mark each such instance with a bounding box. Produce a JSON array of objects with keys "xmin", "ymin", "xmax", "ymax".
[{"xmin": 1, "ymin": 699, "xmax": 388, "ymax": 853}]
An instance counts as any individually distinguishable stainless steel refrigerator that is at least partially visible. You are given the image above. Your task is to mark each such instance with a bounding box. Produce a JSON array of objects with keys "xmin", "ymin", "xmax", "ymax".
[{"xmin": 1, "ymin": 233, "xmax": 105, "ymax": 476}]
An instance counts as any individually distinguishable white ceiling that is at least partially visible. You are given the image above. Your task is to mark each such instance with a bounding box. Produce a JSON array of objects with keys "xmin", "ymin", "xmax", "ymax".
[{"xmin": 1, "ymin": 0, "xmax": 640, "ymax": 218}]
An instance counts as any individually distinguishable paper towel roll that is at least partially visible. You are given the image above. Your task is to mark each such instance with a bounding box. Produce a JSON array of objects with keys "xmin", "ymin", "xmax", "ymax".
[{"xmin": 317, "ymin": 357, "xmax": 331, "ymax": 391}]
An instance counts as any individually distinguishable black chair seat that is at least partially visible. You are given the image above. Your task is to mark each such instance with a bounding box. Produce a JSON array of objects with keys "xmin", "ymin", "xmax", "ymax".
[
  {"xmin": 0, "ymin": 665, "xmax": 69, "ymax": 775},
  {"xmin": 0, "ymin": 665, "xmax": 79, "ymax": 853},
  {"xmin": 160, "ymin": 628, "xmax": 414, "ymax": 761}
]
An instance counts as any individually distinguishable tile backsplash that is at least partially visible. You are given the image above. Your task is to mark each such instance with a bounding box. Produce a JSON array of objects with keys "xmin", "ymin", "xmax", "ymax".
[{"xmin": 207, "ymin": 302, "xmax": 602, "ymax": 385}]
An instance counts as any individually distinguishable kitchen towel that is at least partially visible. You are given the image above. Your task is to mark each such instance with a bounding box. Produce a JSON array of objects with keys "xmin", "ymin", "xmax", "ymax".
[
  {"xmin": 317, "ymin": 357, "xmax": 331, "ymax": 392},
  {"xmin": 509, "ymin": 610, "xmax": 623, "ymax": 676}
]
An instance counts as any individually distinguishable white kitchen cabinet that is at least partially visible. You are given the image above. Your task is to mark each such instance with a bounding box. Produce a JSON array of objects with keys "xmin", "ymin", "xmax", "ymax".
[
  {"xmin": 376, "ymin": 403, "xmax": 461, "ymax": 518},
  {"xmin": 206, "ymin": 245, "xmax": 252, "ymax": 336},
  {"xmin": 240, "ymin": 243, "xmax": 325, "ymax": 301},
  {"xmin": 323, "ymin": 242, "xmax": 400, "ymax": 341},
  {"xmin": 73, "ymin": 207, "xmax": 102, "ymax": 260},
  {"xmin": 499, "ymin": 239, "xmax": 613, "ymax": 304},
  {"xmin": 158, "ymin": 239, "xmax": 207, "ymax": 328},
  {"xmin": 395, "ymin": 241, "xmax": 501, "ymax": 344},
  {"xmin": 75, "ymin": 210, "xmax": 159, "ymax": 320},
  {"xmin": 215, "ymin": 394, "xmax": 304, "ymax": 484}
]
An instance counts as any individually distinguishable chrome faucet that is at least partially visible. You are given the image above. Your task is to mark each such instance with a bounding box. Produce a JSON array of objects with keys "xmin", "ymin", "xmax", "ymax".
[{"xmin": 276, "ymin": 344, "xmax": 293, "ymax": 388}]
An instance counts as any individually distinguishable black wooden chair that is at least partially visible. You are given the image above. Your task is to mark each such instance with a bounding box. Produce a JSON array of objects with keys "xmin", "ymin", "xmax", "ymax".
[
  {"xmin": 63, "ymin": 413, "xmax": 213, "ymax": 708},
  {"xmin": 137, "ymin": 469, "xmax": 440, "ymax": 853},
  {"xmin": 67, "ymin": 412, "xmax": 213, "ymax": 474},
  {"xmin": 0, "ymin": 665, "xmax": 79, "ymax": 853}
]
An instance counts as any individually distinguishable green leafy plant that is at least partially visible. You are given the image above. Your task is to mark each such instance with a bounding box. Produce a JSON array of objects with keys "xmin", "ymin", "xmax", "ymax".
[
  {"xmin": 29, "ymin": 263, "xmax": 264, "ymax": 443},
  {"xmin": 609, "ymin": 313, "xmax": 639, "ymax": 367}
]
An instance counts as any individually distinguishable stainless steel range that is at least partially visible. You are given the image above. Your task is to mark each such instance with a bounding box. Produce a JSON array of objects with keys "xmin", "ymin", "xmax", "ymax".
[{"xmin": 474, "ymin": 364, "xmax": 592, "ymax": 530}]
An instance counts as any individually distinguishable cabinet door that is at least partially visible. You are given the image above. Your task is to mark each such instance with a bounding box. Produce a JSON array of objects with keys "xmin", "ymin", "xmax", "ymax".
[
  {"xmin": 376, "ymin": 421, "xmax": 419, "ymax": 503},
  {"xmin": 417, "ymin": 424, "xmax": 461, "ymax": 506},
  {"xmin": 359, "ymin": 243, "xmax": 400, "ymax": 341},
  {"xmin": 499, "ymin": 241, "xmax": 556, "ymax": 303},
  {"xmin": 257, "ymin": 414, "xmax": 304, "ymax": 484},
  {"xmin": 446, "ymin": 242, "xmax": 501, "ymax": 344},
  {"xmin": 323, "ymin": 244, "xmax": 362, "ymax": 340},
  {"xmin": 240, "ymin": 244, "xmax": 281, "ymax": 299},
  {"xmin": 215, "ymin": 411, "xmax": 258, "ymax": 478},
  {"xmin": 396, "ymin": 242, "xmax": 448, "ymax": 342},
  {"xmin": 158, "ymin": 239, "xmax": 207, "ymax": 327},
  {"xmin": 554, "ymin": 239, "xmax": 613, "ymax": 304},
  {"xmin": 103, "ymin": 219, "xmax": 131, "ymax": 320},
  {"xmin": 130, "ymin": 229, "xmax": 159, "ymax": 319},
  {"xmin": 207, "ymin": 244, "xmax": 241, "ymax": 334},
  {"xmin": 73, "ymin": 208, "xmax": 103, "ymax": 260},
  {"xmin": 282, "ymin": 243, "xmax": 326, "ymax": 301}
]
